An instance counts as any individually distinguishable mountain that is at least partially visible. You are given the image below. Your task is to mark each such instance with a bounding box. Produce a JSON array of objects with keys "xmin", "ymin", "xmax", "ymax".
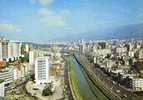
[
  {"xmin": 61, "ymin": 23, "xmax": 143, "ymax": 41},
  {"xmin": 106, "ymin": 23, "xmax": 143, "ymax": 39}
]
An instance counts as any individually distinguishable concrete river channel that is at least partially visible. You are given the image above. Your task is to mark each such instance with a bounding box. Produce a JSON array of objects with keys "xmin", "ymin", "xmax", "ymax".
[{"xmin": 66, "ymin": 55, "xmax": 109, "ymax": 100}]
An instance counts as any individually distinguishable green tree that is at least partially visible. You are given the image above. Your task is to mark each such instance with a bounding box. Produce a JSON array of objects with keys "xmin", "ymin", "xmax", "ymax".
[{"xmin": 42, "ymin": 86, "xmax": 53, "ymax": 96}]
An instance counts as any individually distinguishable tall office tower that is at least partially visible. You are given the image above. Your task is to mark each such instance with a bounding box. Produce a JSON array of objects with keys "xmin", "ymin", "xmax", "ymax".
[
  {"xmin": 0, "ymin": 80, "xmax": 4, "ymax": 97},
  {"xmin": 35, "ymin": 57, "xmax": 49, "ymax": 84}
]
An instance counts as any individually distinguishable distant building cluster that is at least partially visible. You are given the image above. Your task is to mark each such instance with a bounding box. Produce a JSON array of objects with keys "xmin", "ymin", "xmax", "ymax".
[
  {"xmin": 68, "ymin": 39, "xmax": 143, "ymax": 91},
  {"xmin": 0, "ymin": 37, "xmax": 22, "ymax": 61}
]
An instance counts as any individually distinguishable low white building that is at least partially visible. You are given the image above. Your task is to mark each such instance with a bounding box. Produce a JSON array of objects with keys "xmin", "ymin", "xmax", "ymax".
[
  {"xmin": 106, "ymin": 60, "xmax": 116, "ymax": 71},
  {"xmin": 35, "ymin": 57, "xmax": 50, "ymax": 84},
  {"xmin": 116, "ymin": 47, "xmax": 127, "ymax": 56},
  {"xmin": 93, "ymin": 49, "xmax": 111, "ymax": 57},
  {"xmin": 14, "ymin": 64, "xmax": 29, "ymax": 80},
  {"xmin": 0, "ymin": 80, "xmax": 5, "ymax": 97},
  {"xmin": 128, "ymin": 51, "xmax": 134, "ymax": 57},
  {"xmin": 131, "ymin": 78, "xmax": 143, "ymax": 91}
]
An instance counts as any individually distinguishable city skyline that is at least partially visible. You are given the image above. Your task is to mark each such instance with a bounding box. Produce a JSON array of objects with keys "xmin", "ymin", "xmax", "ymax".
[{"xmin": 0, "ymin": 0, "xmax": 143, "ymax": 42}]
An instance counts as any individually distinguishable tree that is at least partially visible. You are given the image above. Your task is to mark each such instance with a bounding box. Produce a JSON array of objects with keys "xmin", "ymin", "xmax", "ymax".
[
  {"xmin": 9, "ymin": 58, "xmax": 12, "ymax": 63},
  {"xmin": 6, "ymin": 62, "xmax": 9, "ymax": 67},
  {"xmin": 42, "ymin": 86, "xmax": 53, "ymax": 96}
]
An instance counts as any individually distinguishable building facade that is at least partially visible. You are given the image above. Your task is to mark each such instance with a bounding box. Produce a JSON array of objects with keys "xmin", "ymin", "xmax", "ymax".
[
  {"xmin": 29, "ymin": 50, "xmax": 39, "ymax": 74},
  {"xmin": 35, "ymin": 57, "xmax": 49, "ymax": 84},
  {"xmin": 0, "ymin": 37, "xmax": 22, "ymax": 61},
  {"xmin": 8, "ymin": 42, "xmax": 22, "ymax": 60},
  {"xmin": 0, "ymin": 37, "xmax": 9, "ymax": 60},
  {"xmin": 130, "ymin": 78, "xmax": 143, "ymax": 91},
  {"xmin": 0, "ymin": 80, "xmax": 4, "ymax": 97},
  {"xmin": 0, "ymin": 67, "xmax": 14, "ymax": 84}
]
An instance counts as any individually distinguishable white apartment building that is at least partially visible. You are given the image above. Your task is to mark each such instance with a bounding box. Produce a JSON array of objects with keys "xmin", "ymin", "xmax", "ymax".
[
  {"xmin": 35, "ymin": 57, "xmax": 49, "ymax": 84},
  {"xmin": 0, "ymin": 37, "xmax": 9, "ymax": 60},
  {"xmin": 13, "ymin": 66, "xmax": 27, "ymax": 80},
  {"xmin": 116, "ymin": 47, "xmax": 127, "ymax": 56},
  {"xmin": 93, "ymin": 49, "xmax": 111, "ymax": 57},
  {"xmin": 29, "ymin": 50, "xmax": 39, "ymax": 65},
  {"xmin": 128, "ymin": 51, "xmax": 134, "ymax": 57},
  {"xmin": 0, "ymin": 37, "xmax": 22, "ymax": 61},
  {"xmin": 25, "ymin": 44, "xmax": 30, "ymax": 52},
  {"xmin": 0, "ymin": 67, "xmax": 14, "ymax": 84},
  {"xmin": 8, "ymin": 42, "xmax": 22, "ymax": 60},
  {"xmin": 0, "ymin": 80, "xmax": 4, "ymax": 97},
  {"xmin": 29, "ymin": 50, "xmax": 38, "ymax": 74}
]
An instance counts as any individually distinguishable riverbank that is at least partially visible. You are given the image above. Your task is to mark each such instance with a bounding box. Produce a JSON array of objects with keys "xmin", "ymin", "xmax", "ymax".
[{"xmin": 67, "ymin": 58, "xmax": 83, "ymax": 100}]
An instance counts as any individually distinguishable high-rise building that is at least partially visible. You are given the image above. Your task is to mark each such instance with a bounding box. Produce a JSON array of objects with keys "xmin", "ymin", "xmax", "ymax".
[
  {"xmin": 0, "ymin": 37, "xmax": 21, "ymax": 61},
  {"xmin": 29, "ymin": 50, "xmax": 38, "ymax": 65},
  {"xmin": 8, "ymin": 42, "xmax": 22, "ymax": 60},
  {"xmin": 0, "ymin": 37, "xmax": 9, "ymax": 60},
  {"xmin": 35, "ymin": 57, "xmax": 49, "ymax": 84},
  {"xmin": 138, "ymin": 49, "xmax": 143, "ymax": 59},
  {"xmin": 29, "ymin": 50, "xmax": 38, "ymax": 74},
  {"xmin": 0, "ymin": 80, "xmax": 4, "ymax": 97},
  {"xmin": 25, "ymin": 44, "xmax": 30, "ymax": 52}
]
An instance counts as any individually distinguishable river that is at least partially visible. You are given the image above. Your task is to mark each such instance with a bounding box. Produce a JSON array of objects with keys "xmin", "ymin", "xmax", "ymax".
[{"xmin": 67, "ymin": 56, "xmax": 109, "ymax": 100}]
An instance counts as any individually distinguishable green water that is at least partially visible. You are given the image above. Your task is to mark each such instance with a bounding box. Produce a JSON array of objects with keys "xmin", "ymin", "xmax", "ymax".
[{"xmin": 67, "ymin": 56, "xmax": 109, "ymax": 100}]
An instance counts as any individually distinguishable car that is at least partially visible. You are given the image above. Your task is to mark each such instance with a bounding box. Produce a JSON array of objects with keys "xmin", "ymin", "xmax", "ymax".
[
  {"xmin": 116, "ymin": 90, "xmax": 120, "ymax": 93},
  {"xmin": 33, "ymin": 87, "xmax": 39, "ymax": 90}
]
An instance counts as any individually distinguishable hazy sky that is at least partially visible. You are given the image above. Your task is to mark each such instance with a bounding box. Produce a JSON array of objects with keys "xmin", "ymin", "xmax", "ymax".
[{"xmin": 0, "ymin": 0, "xmax": 143, "ymax": 42}]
